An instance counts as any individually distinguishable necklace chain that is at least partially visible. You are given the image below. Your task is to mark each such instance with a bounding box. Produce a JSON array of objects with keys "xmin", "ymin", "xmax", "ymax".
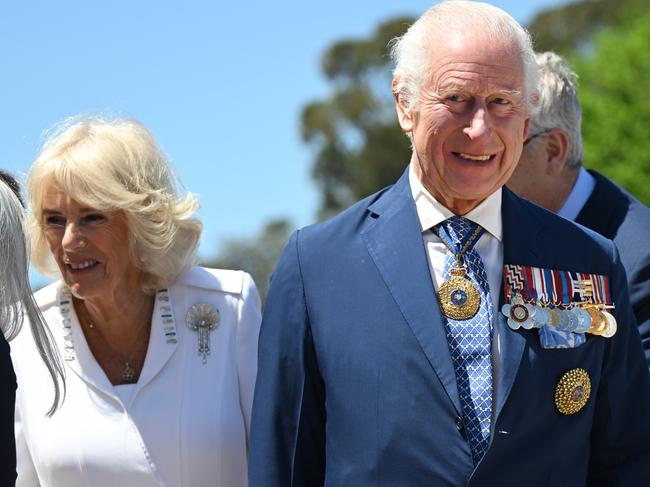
[
  {"xmin": 436, "ymin": 222, "xmax": 483, "ymax": 267},
  {"xmin": 87, "ymin": 318, "xmax": 150, "ymax": 384}
]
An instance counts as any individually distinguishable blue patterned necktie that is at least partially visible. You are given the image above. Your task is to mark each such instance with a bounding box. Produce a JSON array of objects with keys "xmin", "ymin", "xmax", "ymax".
[{"xmin": 436, "ymin": 216, "xmax": 493, "ymax": 465}]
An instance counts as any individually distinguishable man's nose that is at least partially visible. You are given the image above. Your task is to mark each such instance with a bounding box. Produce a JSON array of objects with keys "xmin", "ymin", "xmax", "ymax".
[{"xmin": 463, "ymin": 103, "xmax": 492, "ymax": 140}]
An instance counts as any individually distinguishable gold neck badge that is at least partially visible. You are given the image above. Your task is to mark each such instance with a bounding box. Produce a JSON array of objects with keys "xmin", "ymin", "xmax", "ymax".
[{"xmin": 436, "ymin": 223, "xmax": 483, "ymax": 321}]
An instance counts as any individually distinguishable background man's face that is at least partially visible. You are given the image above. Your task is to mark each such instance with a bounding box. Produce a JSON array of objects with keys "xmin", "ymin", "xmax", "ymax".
[{"xmin": 399, "ymin": 35, "xmax": 531, "ymax": 212}]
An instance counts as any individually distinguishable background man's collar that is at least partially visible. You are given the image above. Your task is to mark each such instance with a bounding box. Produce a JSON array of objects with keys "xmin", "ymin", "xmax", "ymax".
[{"xmin": 558, "ymin": 167, "xmax": 596, "ymax": 221}]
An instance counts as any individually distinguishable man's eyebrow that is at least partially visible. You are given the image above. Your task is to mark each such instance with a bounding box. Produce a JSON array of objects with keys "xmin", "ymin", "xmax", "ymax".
[
  {"xmin": 491, "ymin": 89, "xmax": 524, "ymax": 99},
  {"xmin": 435, "ymin": 85, "xmax": 523, "ymax": 99},
  {"xmin": 435, "ymin": 84, "xmax": 468, "ymax": 95}
]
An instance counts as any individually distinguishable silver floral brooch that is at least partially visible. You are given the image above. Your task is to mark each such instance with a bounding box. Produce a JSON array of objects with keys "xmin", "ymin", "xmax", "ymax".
[{"xmin": 186, "ymin": 303, "xmax": 220, "ymax": 363}]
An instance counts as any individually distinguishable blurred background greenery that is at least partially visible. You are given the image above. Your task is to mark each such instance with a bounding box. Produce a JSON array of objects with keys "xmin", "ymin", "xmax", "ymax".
[{"xmin": 205, "ymin": 0, "xmax": 650, "ymax": 303}]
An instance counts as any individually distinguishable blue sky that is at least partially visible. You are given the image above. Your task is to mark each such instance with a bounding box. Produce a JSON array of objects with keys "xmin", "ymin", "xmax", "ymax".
[{"xmin": 0, "ymin": 0, "xmax": 569, "ymax": 284}]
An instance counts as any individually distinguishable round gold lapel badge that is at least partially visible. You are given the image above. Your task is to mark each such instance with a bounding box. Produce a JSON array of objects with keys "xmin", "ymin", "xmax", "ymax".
[{"xmin": 555, "ymin": 368, "xmax": 591, "ymax": 415}]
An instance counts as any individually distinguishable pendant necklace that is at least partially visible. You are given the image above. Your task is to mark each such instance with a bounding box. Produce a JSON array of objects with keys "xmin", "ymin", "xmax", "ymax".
[
  {"xmin": 87, "ymin": 318, "xmax": 150, "ymax": 384},
  {"xmin": 436, "ymin": 223, "xmax": 483, "ymax": 321}
]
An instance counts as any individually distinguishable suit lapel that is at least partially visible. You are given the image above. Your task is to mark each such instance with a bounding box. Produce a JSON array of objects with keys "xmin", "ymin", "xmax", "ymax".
[
  {"xmin": 493, "ymin": 189, "xmax": 543, "ymax": 421},
  {"xmin": 56, "ymin": 286, "xmax": 117, "ymax": 397},
  {"xmin": 129, "ymin": 289, "xmax": 179, "ymax": 407},
  {"xmin": 361, "ymin": 178, "xmax": 549, "ymax": 420},
  {"xmin": 362, "ymin": 170, "xmax": 461, "ymax": 414}
]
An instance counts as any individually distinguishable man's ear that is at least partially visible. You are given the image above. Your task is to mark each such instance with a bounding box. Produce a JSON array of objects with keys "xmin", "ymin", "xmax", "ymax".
[
  {"xmin": 392, "ymin": 77, "xmax": 414, "ymax": 132},
  {"xmin": 522, "ymin": 117, "xmax": 531, "ymax": 140},
  {"xmin": 545, "ymin": 129, "xmax": 570, "ymax": 176}
]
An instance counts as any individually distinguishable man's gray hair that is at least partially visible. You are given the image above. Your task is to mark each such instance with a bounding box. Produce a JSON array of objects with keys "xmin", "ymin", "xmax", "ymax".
[
  {"xmin": 530, "ymin": 51, "xmax": 583, "ymax": 168},
  {"xmin": 390, "ymin": 0, "xmax": 539, "ymax": 114}
]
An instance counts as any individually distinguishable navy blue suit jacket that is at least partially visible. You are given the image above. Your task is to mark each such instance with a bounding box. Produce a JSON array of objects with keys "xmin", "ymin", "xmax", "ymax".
[
  {"xmin": 575, "ymin": 169, "xmax": 650, "ymax": 365},
  {"xmin": 250, "ymin": 169, "xmax": 650, "ymax": 486}
]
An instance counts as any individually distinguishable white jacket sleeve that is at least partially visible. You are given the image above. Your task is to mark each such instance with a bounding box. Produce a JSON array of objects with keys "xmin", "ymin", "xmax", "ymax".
[{"xmin": 235, "ymin": 272, "xmax": 262, "ymax": 443}]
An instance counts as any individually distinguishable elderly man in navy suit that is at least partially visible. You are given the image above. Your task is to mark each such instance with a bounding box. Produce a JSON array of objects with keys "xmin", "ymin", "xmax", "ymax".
[
  {"xmin": 508, "ymin": 51, "xmax": 650, "ymax": 366},
  {"xmin": 249, "ymin": 2, "xmax": 650, "ymax": 485}
]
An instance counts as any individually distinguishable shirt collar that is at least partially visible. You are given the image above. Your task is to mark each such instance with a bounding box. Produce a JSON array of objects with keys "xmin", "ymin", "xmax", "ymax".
[
  {"xmin": 408, "ymin": 163, "xmax": 503, "ymax": 242},
  {"xmin": 558, "ymin": 167, "xmax": 596, "ymax": 221}
]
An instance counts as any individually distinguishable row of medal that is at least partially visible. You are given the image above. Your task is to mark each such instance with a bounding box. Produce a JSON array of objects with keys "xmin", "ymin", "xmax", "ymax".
[
  {"xmin": 501, "ymin": 264, "xmax": 616, "ymax": 339},
  {"xmin": 501, "ymin": 293, "xmax": 616, "ymax": 338}
]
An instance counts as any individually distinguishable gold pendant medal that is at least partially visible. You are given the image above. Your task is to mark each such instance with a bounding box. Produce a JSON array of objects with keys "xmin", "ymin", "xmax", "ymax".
[
  {"xmin": 586, "ymin": 307, "xmax": 607, "ymax": 335},
  {"xmin": 437, "ymin": 268, "xmax": 481, "ymax": 320}
]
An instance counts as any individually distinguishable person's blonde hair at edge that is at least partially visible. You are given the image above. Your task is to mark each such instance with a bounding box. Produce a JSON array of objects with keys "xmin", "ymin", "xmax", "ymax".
[{"xmin": 27, "ymin": 116, "xmax": 202, "ymax": 294}]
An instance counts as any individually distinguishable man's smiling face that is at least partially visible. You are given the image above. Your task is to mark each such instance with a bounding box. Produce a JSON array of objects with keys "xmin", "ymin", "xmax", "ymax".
[{"xmin": 396, "ymin": 35, "xmax": 531, "ymax": 214}]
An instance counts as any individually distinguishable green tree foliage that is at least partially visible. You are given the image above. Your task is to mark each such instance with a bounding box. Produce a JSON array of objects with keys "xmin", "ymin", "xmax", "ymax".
[
  {"xmin": 528, "ymin": 0, "xmax": 647, "ymax": 55},
  {"xmin": 202, "ymin": 219, "xmax": 293, "ymax": 304},
  {"xmin": 301, "ymin": 17, "xmax": 414, "ymax": 218},
  {"xmin": 576, "ymin": 9, "xmax": 650, "ymax": 204}
]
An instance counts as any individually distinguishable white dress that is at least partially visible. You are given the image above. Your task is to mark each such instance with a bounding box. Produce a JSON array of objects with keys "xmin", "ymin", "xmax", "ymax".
[{"xmin": 12, "ymin": 267, "xmax": 262, "ymax": 487}]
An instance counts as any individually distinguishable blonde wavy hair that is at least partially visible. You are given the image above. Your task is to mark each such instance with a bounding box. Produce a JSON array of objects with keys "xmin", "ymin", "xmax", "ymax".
[{"xmin": 27, "ymin": 116, "xmax": 202, "ymax": 293}]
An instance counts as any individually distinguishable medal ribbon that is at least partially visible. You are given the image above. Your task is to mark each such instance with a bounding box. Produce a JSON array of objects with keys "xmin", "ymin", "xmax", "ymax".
[
  {"xmin": 503, "ymin": 265, "xmax": 610, "ymax": 306},
  {"xmin": 533, "ymin": 266, "xmax": 547, "ymax": 303},
  {"xmin": 524, "ymin": 265, "xmax": 534, "ymax": 302},
  {"xmin": 503, "ymin": 264, "xmax": 525, "ymax": 300},
  {"xmin": 543, "ymin": 268, "xmax": 556, "ymax": 305},
  {"xmin": 589, "ymin": 273, "xmax": 611, "ymax": 305},
  {"xmin": 557, "ymin": 271, "xmax": 573, "ymax": 305},
  {"xmin": 437, "ymin": 221, "xmax": 485, "ymax": 262}
]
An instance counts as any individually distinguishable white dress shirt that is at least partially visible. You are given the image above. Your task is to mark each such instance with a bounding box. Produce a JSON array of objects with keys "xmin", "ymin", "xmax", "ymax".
[
  {"xmin": 408, "ymin": 165, "xmax": 505, "ymax": 400},
  {"xmin": 12, "ymin": 266, "xmax": 262, "ymax": 487},
  {"xmin": 408, "ymin": 164, "xmax": 504, "ymax": 316}
]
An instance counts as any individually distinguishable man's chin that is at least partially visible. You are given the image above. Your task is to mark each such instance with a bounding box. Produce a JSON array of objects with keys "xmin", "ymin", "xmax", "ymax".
[{"xmin": 447, "ymin": 180, "xmax": 500, "ymax": 202}]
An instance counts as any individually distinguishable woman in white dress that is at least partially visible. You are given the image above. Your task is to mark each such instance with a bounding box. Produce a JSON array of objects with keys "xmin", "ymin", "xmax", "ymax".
[{"xmin": 12, "ymin": 117, "xmax": 261, "ymax": 487}]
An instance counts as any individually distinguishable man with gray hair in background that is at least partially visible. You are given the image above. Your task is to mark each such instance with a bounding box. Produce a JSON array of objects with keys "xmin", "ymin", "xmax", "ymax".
[
  {"xmin": 508, "ymin": 51, "xmax": 650, "ymax": 365},
  {"xmin": 250, "ymin": 3, "xmax": 650, "ymax": 486}
]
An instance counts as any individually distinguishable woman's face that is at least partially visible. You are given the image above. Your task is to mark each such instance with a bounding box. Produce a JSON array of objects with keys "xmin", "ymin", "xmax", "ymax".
[{"xmin": 40, "ymin": 182, "xmax": 143, "ymax": 300}]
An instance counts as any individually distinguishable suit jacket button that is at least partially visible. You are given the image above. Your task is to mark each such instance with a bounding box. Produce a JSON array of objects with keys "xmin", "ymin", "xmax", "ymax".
[{"xmin": 456, "ymin": 416, "xmax": 464, "ymax": 432}]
